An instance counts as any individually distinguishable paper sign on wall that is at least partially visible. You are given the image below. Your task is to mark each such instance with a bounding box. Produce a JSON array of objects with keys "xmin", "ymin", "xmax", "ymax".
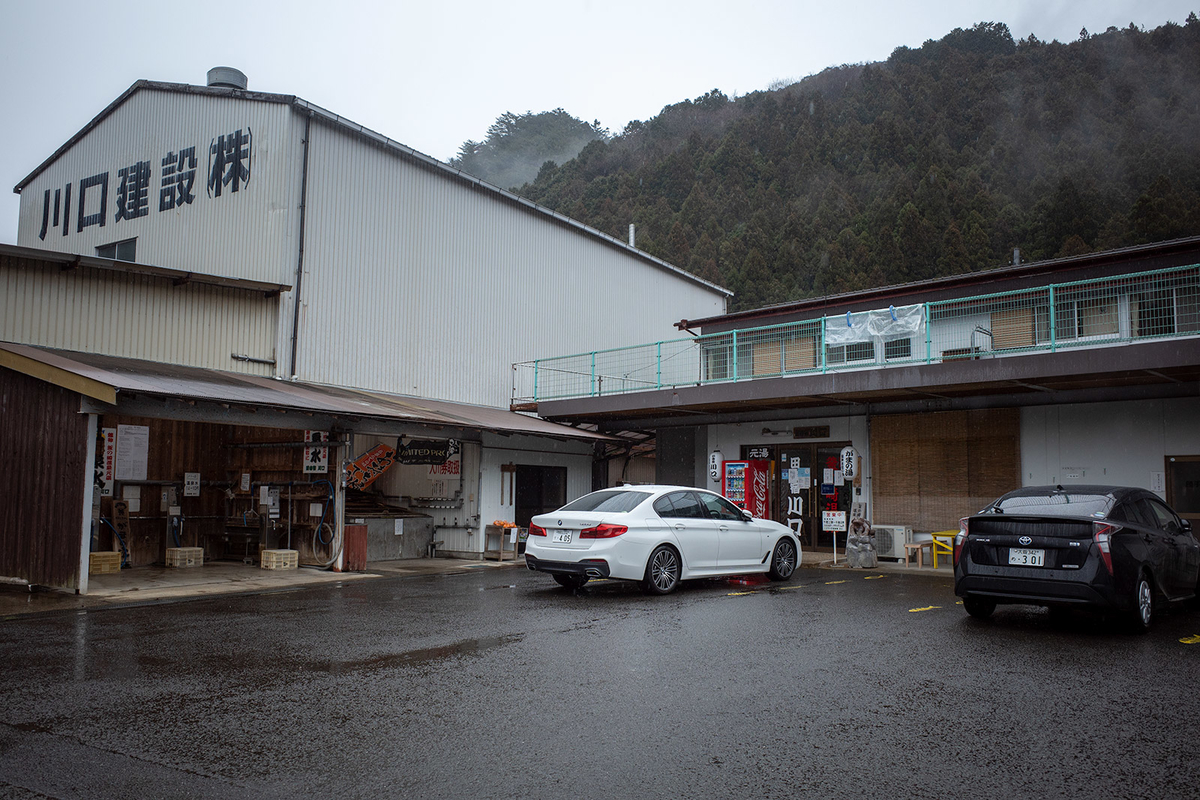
[
  {"xmin": 184, "ymin": 472, "xmax": 200, "ymax": 497},
  {"xmin": 122, "ymin": 484, "xmax": 141, "ymax": 513},
  {"xmin": 115, "ymin": 424, "xmax": 149, "ymax": 481}
]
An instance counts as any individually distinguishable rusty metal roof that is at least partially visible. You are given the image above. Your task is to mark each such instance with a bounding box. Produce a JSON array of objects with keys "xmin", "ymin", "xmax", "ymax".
[{"xmin": 0, "ymin": 342, "xmax": 612, "ymax": 442}]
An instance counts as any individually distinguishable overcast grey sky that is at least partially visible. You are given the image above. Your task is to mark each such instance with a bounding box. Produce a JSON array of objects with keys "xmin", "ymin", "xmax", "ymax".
[{"xmin": 1, "ymin": 0, "xmax": 1195, "ymax": 244}]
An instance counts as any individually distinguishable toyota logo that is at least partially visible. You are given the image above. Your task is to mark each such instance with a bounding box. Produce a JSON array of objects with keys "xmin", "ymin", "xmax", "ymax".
[{"xmin": 1018, "ymin": 536, "xmax": 1032, "ymax": 546}]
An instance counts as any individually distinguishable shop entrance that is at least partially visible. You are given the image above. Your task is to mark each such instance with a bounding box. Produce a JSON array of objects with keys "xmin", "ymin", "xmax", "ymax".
[{"xmin": 740, "ymin": 443, "xmax": 854, "ymax": 550}]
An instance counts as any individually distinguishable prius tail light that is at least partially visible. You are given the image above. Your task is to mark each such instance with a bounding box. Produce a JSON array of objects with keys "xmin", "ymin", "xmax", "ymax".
[
  {"xmin": 580, "ymin": 524, "xmax": 627, "ymax": 539},
  {"xmin": 954, "ymin": 517, "xmax": 969, "ymax": 565},
  {"xmin": 1093, "ymin": 522, "xmax": 1117, "ymax": 575}
]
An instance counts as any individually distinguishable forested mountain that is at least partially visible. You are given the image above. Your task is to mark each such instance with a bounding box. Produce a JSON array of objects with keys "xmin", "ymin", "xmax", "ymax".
[
  {"xmin": 504, "ymin": 18, "xmax": 1200, "ymax": 311},
  {"xmin": 448, "ymin": 109, "xmax": 607, "ymax": 190}
]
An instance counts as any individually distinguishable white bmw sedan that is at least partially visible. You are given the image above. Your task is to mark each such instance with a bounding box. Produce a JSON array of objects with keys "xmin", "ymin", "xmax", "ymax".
[{"xmin": 524, "ymin": 485, "xmax": 801, "ymax": 594}]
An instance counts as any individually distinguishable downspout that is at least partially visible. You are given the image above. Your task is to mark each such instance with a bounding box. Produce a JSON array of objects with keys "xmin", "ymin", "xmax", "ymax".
[{"xmin": 288, "ymin": 112, "xmax": 313, "ymax": 379}]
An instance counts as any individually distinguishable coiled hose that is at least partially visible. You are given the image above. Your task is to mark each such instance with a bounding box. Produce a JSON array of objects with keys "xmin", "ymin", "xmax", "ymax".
[{"xmin": 305, "ymin": 480, "xmax": 343, "ymax": 569}]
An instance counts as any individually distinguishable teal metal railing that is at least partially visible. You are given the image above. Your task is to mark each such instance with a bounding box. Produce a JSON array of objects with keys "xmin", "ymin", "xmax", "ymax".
[{"xmin": 513, "ymin": 264, "xmax": 1200, "ymax": 403}]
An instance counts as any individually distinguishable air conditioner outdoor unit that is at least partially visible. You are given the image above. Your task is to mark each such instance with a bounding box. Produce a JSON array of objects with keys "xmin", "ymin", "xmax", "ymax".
[{"xmin": 872, "ymin": 525, "xmax": 912, "ymax": 560}]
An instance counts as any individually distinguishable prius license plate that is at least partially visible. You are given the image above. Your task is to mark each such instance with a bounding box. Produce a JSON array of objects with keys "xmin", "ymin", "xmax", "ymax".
[
  {"xmin": 1009, "ymin": 548, "xmax": 1045, "ymax": 567},
  {"xmin": 552, "ymin": 531, "xmax": 572, "ymax": 543}
]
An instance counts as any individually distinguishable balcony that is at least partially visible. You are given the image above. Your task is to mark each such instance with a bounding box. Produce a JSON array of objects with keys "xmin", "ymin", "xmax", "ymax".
[{"xmin": 514, "ymin": 264, "xmax": 1200, "ymax": 404}]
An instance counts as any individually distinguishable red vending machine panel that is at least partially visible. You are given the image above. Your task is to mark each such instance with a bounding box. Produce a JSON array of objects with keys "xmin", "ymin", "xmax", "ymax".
[{"xmin": 722, "ymin": 460, "xmax": 770, "ymax": 519}]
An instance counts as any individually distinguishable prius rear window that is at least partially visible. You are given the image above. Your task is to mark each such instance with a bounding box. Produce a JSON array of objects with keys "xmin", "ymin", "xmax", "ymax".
[
  {"xmin": 559, "ymin": 490, "xmax": 651, "ymax": 514},
  {"xmin": 994, "ymin": 493, "xmax": 1112, "ymax": 517}
]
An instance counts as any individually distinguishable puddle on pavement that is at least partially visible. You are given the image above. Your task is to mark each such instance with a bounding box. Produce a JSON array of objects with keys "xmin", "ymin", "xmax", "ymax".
[{"xmin": 308, "ymin": 633, "xmax": 523, "ymax": 674}]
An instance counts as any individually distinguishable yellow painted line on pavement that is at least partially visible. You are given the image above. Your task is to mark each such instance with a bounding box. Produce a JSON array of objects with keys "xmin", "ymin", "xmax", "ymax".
[
  {"xmin": 955, "ymin": 601, "xmax": 963, "ymax": 605},
  {"xmin": 727, "ymin": 591, "xmax": 758, "ymax": 597},
  {"xmin": 908, "ymin": 605, "xmax": 942, "ymax": 613},
  {"xmin": 772, "ymin": 585, "xmax": 803, "ymax": 590},
  {"xmin": 1180, "ymin": 634, "xmax": 1200, "ymax": 645},
  {"xmin": 863, "ymin": 575, "xmax": 885, "ymax": 580},
  {"xmin": 825, "ymin": 580, "xmax": 847, "ymax": 585}
]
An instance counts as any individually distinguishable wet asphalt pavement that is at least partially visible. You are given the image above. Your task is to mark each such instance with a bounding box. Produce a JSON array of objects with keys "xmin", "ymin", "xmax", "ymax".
[{"xmin": 2, "ymin": 565, "xmax": 1199, "ymax": 800}]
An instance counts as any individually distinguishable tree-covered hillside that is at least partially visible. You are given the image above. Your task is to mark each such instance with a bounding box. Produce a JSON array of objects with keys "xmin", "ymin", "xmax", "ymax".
[
  {"xmin": 449, "ymin": 109, "xmax": 607, "ymax": 190},
  {"xmin": 513, "ymin": 18, "xmax": 1200, "ymax": 310}
]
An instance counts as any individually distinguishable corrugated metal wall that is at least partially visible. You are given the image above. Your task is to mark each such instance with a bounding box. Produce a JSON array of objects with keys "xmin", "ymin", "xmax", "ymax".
[
  {"xmin": 0, "ymin": 253, "xmax": 278, "ymax": 374},
  {"xmin": 16, "ymin": 89, "xmax": 302, "ymax": 287},
  {"xmin": 0, "ymin": 368, "xmax": 87, "ymax": 590},
  {"xmin": 296, "ymin": 119, "xmax": 728, "ymax": 406}
]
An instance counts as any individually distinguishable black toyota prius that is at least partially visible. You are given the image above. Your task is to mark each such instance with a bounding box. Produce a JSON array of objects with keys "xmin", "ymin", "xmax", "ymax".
[{"xmin": 953, "ymin": 485, "xmax": 1199, "ymax": 632}]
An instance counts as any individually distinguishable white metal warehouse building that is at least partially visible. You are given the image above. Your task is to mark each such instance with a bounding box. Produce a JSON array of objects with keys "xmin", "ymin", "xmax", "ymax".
[{"xmin": 1, "ymin": 67, "xmax": 729, "ymax": 592}]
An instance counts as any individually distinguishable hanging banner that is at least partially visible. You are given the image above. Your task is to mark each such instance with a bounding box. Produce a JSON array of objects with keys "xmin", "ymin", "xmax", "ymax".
[
  {"xmin": 304, "ymin": 430, "xmax": 329, "ymax": 474},
  {"xmin": 345, "ymin": 444, "xmax": 397, "ymax": 490},
  {"xmin": 395, "ymin": 438, "xmax": 460, "ymax": 465},
  {"xmin": 98, "ymin": 428, "xmax": 117, "ymax": 496}
]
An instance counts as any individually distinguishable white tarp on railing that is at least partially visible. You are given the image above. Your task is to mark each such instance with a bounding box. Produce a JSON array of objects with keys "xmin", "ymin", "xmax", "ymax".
[{"xmin": 823, "ymin": 303, "xmax": 924, "ymax": 346}]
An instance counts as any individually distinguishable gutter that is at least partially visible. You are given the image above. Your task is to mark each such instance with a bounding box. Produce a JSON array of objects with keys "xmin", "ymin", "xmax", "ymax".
[{"xmin": 288, "ymin": 112, "xmax": 313, "ymax": 379}]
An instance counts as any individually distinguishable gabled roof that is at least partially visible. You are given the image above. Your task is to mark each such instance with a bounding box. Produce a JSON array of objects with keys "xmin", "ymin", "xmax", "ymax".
[{"xmin": 14, "ymin": 79, "xmax": 731, "ymax": 299}]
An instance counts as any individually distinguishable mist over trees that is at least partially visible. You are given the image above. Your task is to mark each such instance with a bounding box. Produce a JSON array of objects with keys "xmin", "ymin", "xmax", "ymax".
[
  {"xmin": 449, "ymin": 109, "xmax": 608, "ymax": 190},
  {"xmin": 500, "ymin": 17, "xmax": 1200, "ymax": 311}
]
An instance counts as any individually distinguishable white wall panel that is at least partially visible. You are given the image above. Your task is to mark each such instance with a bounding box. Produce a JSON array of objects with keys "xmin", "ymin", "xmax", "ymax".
[
  {"xmin": 295, "ymin": 120, "xmax": 727, "ymax": 406},
  {"xmin": 469, "ymin": 433, "xmax": 593, "ymax": 555},
  {"xmin": 0, "ymin": 259, "xmax": 277, "ymax": 373},
  {"xmin": 17, "ymin": 89, "xmax": 302, "ymax": 286},
  {"xmin": 1020, "ymin": 398, "xmax": 1200, "ymax": 496}
]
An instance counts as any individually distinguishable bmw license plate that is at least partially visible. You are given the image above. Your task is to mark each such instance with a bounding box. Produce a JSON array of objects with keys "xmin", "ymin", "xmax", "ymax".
[
  {"xmin": 1008, "ymin": 547, "xmax": 1045, "ymax": 567},
  {"xmin": 552, "ymin": 531, "xmax": 572, "ymax": 543}
]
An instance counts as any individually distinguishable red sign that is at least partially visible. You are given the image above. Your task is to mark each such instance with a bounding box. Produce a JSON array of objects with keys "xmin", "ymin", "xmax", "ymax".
[{"xmin": 345, "ymin": 445, "xmax": 396, "ymax": 490}]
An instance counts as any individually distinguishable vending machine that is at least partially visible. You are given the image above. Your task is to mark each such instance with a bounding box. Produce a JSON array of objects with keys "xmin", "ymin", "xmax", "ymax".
[{"xmin": 721, "ymin": 460, "xmax": 771, "ymax": 519}]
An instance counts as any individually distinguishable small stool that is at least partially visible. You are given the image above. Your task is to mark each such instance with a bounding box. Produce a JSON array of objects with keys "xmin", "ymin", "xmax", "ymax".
[{"xmin": 904, "ymin": 541, "xmax": 932, "ymax": 567}]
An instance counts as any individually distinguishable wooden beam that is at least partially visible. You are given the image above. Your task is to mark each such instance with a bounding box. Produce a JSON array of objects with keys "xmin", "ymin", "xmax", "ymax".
[{"xmin": 0, "ymin": 348, "xmax": 117, "ymax": 405}]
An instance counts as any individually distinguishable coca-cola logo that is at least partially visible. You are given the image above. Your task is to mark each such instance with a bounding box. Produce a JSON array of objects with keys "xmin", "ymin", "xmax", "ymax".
[{"xmin": 752, "ymin": 470, "xmax": 768, "ymax": 517}]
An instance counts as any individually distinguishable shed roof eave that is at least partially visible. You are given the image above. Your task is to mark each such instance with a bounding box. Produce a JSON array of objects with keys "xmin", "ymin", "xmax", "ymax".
[
  {"xmin": 0, "ymin": 243, "xmax": 291, "ymax": 295},
  {"xmin": 0, "ymin": 343, "xmax": 615, "ymax": 443}
]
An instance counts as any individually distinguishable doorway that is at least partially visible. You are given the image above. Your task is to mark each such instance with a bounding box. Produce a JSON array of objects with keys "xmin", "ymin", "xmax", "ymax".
[
  {"xmin": 740, "ymin": 442, "xmax": 854, "ymax": 550},
  {"xmin": 514, "ymin": 465, "xmax": 568, "ymax": 528},
  {"xmin": 1166, "ymin": 455, "xmax": 1200, "ymax": 523}
]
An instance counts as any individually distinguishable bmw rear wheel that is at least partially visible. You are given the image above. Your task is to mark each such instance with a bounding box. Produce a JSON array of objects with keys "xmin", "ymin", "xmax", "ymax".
[
  {"xmin": 641, "ymin": 545, "xmax": 680, "ymax": 595},
  {"xmin": 553, "ymin": 574, "xmax": 588, "ymax": 589},
  {"xmin": 768, "ymin": 539, "xmax": 797, "ymax": 581}
]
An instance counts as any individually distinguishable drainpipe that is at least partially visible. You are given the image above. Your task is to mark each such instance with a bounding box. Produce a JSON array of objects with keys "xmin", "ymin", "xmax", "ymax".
[
  {"xmin": 288, "ymin": 112, "xmax": 313, "ymax": 379},
  {"xmin": 77, "ymin": 413, "xmax": 99, "ymax": 596}
]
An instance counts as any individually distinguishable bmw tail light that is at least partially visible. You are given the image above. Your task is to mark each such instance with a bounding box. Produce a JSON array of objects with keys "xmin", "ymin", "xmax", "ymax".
[
  {"xmin": 1093, "ymin": 522, "xmax": 1116, "ymax": 574},
  {"xmin": 528, "ymin": 523, "xmax": 547, "ymax": 537},
  {"xmin": 580, "ymin": 523, "xmax": 627, "ymax": 539},
  {"xmin": 954, "ymin": 517, "xmax": 968, "ymax": 565}
]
